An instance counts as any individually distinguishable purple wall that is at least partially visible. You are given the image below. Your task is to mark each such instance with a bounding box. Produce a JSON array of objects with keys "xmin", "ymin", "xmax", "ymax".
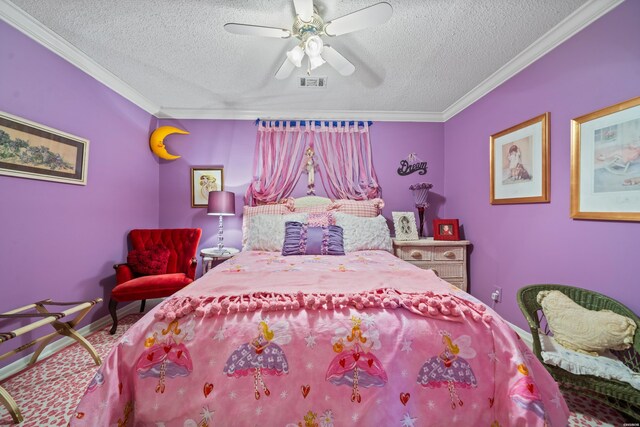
[
  {"xmin": 444, "ymin": 1, "xmax": 640, "ymax": 329},
  {"xmin": 0, "ymin": 21, "xmax": 158, "ymax": 367},
  {"xmin": 2, "ymin": 0, "xmax": 637, "ymax": 373},
  {"xmin": 157, "ymin": 119, "xmax": 444, "ymax": 275}
]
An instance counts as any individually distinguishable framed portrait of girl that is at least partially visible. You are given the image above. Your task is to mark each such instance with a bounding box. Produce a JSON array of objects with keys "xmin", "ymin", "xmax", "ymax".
[
  {"xmin": 433, "ymin": 219, "xmax": 460, "ymax": 241},
  {"xmin": 191, "ymin": 166, "xmax": 224, "ymax": 207},
  {"xmin": 392, "ymin": 212, "xmax": 419, "ymax": 241}
]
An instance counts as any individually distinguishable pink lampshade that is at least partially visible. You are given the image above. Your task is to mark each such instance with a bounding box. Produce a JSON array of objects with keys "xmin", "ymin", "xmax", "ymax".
[
  {"xmin": 409, "ymin": 182, "xmax": 433, "ymax": 208},
  {"xmin": 207, "ymin": 191, "xmax": 235, "ymax": 216}
]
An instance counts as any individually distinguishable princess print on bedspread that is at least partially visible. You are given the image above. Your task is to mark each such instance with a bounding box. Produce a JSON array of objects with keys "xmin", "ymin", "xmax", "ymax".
[
  {"xmin": 417, "ymin": 330, "xmax": 477, "ymax": 409},
  {"xmin": 136, "ymin": 318, "xmax": 195, "ymax": 394},
  {"xmin": 326, "ymin": 315, "xmax": 388, "ymax": 403},
  {"xmin": 223, "ymin": 319, "xmax": 291, "ymax": 400}
]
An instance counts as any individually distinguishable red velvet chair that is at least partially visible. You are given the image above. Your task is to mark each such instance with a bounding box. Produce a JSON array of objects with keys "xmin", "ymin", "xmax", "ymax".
[{"xmin": 109, "ymin": 228, "xmax": 202, "ymax": 334}]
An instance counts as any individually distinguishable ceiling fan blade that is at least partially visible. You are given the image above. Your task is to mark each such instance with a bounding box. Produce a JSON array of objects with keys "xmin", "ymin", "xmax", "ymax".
[
  {"xmin": 293, "ymin": 0, "xmax": 314, "ymax": 22},
  {"xmin": 324, "ymin": 2, "xmax": 393, "ymax": 37},
  {"xmin": 224, "ymin": 23, "xmax": 291, "ymax": 38},
  {"xmin": 322, "ymin": 46, "xmax": 355, "ymax": 76},
  {"xmin": 275, "ymin": 57, "xmax": 296, "ymax": 80}
]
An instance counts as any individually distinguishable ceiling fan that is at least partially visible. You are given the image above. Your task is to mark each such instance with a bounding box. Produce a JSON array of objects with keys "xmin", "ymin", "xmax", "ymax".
[{"xmin": 224, "ymin": 0, "xmax": 393, "ymax": 79}]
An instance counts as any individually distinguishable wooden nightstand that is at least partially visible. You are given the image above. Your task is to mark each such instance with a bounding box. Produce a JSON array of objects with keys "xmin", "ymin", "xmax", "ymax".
[
  {"xmin": 392, "ymin": 238, "xmax": 470, "ymax": 292},
  {"xmin": 200, "ymin": 247, "xmax": 239, "ymax": 276}
]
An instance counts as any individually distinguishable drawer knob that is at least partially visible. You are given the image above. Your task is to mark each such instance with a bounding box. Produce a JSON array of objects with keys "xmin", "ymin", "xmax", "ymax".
[
  {"xmin": 443, "ymin": 251, "xmax": 456, "ymax": 259},
  {"xmin": 410, "ymin": 250, "xmax": 422, "ymax": 259}
]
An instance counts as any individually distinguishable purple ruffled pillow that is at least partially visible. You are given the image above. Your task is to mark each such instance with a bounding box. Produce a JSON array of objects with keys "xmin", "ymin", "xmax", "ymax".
[{"xmin": 282, "ymin": 222, "xmax": 345, "ymax": 256}]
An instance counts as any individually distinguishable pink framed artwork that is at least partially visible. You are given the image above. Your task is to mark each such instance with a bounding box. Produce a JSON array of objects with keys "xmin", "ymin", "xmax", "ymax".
[{"xmin": 433, "ymin": 219, "xmax": 460, "ymax": 241}]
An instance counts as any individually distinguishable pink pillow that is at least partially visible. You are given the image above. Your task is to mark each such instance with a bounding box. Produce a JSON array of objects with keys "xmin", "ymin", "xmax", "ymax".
[
  {"xmin": 329, "ymin": 198, "xmax": 384, "ymax": 217},
  {"xmin": 307, "ymin": 212, "xmax": 336, "ymax": 227},
  {"xmin": 294, "ymin": 205, "xmax": 336, "ymax": 214},
  {"xmin": 127, "ymin": 245, "xmax": 170, "ymax": 275}
]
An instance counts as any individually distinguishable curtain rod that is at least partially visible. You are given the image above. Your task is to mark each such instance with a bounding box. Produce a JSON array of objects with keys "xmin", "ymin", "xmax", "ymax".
[{"xmin": 255, "ymin": 119, "xmax": 373, "ymax": 127}]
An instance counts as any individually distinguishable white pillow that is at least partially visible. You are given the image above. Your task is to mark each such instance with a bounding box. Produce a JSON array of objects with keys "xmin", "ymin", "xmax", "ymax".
[
  {"xmin": 244, "ymin": 213, "xmax": 307, "ymax": 252},
  {"xmin": 334, "ymin": 213, "xmax": 392, "ymax": 253},
  {"xmin": 537, "ymin": 290, "xmax": 636, "ymax": 355},
  {"xmin": 539, "ymin": 333, "xmax": 640, "ymax": 390}
]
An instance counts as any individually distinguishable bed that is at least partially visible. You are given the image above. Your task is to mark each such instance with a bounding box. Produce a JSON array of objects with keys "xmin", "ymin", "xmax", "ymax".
[{"xmin": 70, "ymin": 200, "xmax": 569, "ymax": 426}]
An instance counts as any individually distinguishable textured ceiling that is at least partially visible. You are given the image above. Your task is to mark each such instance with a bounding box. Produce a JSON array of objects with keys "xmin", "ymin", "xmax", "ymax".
[{"xmin": 8, "ymin": 0, "xmax": 591, "ymax": 118}]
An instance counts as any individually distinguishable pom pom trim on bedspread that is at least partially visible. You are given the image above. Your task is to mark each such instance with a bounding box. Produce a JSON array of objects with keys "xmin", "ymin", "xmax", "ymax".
[{"xmin": 155, "ymin": 288, "xmax": 493, "ymax": 324}]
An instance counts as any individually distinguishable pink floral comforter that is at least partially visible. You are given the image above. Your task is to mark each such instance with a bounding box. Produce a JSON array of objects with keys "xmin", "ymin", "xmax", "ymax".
[{"xmin": 71, "ymin": 251, "xmax": 569, "ymax": 426}]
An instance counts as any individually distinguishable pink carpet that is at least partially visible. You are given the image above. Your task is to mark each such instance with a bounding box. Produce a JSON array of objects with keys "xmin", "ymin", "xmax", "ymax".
[{"xmin": 0, "ymin": 314, "xmax": 630, "ymax": 426}]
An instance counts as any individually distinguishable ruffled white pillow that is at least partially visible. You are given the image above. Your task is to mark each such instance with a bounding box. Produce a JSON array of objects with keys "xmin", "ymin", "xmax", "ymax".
[
  {"xmin": 334, "ymin": 213, "xmax": 392, "ymax": 253},
  {"xmin": 244, "ymin": 213, "xmax": 308, "ymax": 252},
  {"xmin": 537, "ymin": 290, "xmax": 636, "ymax": 355},
  {"xmin": 539, "ymin": 333, "xmax": 640, "ymax": 390}
]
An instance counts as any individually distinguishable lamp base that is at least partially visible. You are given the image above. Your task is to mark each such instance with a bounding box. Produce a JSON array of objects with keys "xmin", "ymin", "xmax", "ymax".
[
  {"xmin": 417, "ymin": 207, "xmax": 425, "ymax": 237},
  {"xmin": 217, "ymin": 215, "xmax": 225, "ymax": 251},
  {"xmin": 209, "ymin": 247, "xmax": 232, "ymax": 256}
]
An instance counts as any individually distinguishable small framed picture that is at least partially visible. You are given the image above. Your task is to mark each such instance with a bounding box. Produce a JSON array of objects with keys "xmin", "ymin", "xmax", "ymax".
[
  {"xmin": 191, "ymin": 167, "xmax": 224, "ymax": 207},
  {"xmin": 392, "ymin": 212, "xmax": 420, "ymax": 241},
  {"xmin": 433, "ymin": 219, "xmax": 460, "ymax": 241}
]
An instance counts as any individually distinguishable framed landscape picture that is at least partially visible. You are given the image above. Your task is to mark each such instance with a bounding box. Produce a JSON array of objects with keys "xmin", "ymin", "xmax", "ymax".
[
  {"xmin": 571, "ymin": 96, "xmax": 640, "ymax": 221},
  {"xmin": 490, "ymin": 113, "xmax": 550, "ymax": 204},
  {"xmin": 392, "ymin": 211, "xmax": 419, "ymax": 241},
  {"xmin": 191, "ymin": 167, "xmax": 224, "ymax": 207},
  {"xmin": 0, "ymin": 111, "xmax": 89, "ymax": 185}
]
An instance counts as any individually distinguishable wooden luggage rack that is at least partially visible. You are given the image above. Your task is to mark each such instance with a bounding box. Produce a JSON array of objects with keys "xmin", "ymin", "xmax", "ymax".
[{"xmin": 0, "ymin": 298, "xmax": 102, "ymax": 424}]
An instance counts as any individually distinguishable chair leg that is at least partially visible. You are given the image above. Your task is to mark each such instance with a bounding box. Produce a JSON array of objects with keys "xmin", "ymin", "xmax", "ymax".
[
  {"xmin": 109, "ymin": 299, "xmax": 118, "ymax": 335},
  {"xmin": 140, "ymin": 299, "xmax": 146, "ymax": 313}
]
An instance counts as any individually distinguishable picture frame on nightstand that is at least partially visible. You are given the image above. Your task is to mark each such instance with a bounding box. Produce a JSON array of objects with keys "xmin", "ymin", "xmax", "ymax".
[
  {"xmin": 392, "ymin": 211, "xmax": 420, "ymax": 241},
  {"xmin": 433, "ymin": 219, "xmax": 460, "ymax": 241}
]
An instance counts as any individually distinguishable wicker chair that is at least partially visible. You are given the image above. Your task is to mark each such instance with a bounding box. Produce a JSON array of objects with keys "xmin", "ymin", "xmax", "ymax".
[{"xmin": 517, "ymin": 284, "xmax": 640, "ymax": 421}]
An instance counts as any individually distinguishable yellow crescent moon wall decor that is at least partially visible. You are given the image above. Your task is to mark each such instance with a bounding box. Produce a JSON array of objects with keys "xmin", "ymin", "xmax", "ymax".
[{"xmin": 149, "ymin": 126, "xmax": 189, "ymax": 160}]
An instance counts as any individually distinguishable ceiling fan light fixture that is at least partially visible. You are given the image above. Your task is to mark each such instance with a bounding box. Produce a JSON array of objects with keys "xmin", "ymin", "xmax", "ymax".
[
  {"xmin": 304, "ymin": 35, "xmax": 324, "ymax": 57},
  {"xmin": 225, "ymin": 0, "xmax": 393, "ymax": 79},
  {"xmin": 308, "ymin": 54, "xmax": 326, "ymax": 71},
  {"xmin": 286, "ymin": 44, "xmax": 305, "ymax": 67}
]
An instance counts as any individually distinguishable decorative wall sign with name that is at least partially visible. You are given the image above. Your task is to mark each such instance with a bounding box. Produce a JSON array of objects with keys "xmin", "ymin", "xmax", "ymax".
[{"xmin": 397, "ymin": 153, "xmax": 428, "ymax": 176}]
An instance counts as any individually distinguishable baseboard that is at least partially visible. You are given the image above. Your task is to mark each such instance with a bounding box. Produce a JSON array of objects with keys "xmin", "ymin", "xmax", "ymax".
[{"xmin": 0, "ymin": 301, "xmax": 140, "ymax": 382}]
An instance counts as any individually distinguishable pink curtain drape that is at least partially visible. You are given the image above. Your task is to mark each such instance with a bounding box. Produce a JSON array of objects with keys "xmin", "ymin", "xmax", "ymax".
[
  {"xmin": 245, "ymin": 120, "xmax": 380, "ymax": 205},
  {"xmin": 244, "ymin": 121, "xmax": 308, "ymax": 206},
  {"xmin": 313, "ymin": 121, "xmax": 380, "ymax": 200}
]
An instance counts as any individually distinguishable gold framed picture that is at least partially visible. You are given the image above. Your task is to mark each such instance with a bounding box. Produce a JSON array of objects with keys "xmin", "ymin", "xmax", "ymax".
[
  {"xmin": 191, "ymin": 167, "xmax": 224, "ymax": 207},
  {"xmin": 0, "ymin": 111, "xmax": 89, "ymax": 185},
  {"xmin": 571, "ymin": 96, "xmax": 640, "ymax": 221},
  {"xmin": 490, "ymin": 113, "xmax": 550, "ymax": 204}
]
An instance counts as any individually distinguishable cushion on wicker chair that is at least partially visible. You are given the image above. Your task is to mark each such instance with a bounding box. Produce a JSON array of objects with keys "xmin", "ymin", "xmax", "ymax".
[
  {"xmin": 539, "ymin": 333, "xmax": 640, "ymax": 390},
  {"xmin": 537, "ymin": 290, "xmax": 636, "ymax": 355}
]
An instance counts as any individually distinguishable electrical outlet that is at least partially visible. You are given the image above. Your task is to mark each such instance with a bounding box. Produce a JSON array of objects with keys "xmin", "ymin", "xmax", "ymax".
[{"xmin": 491, "ymin": 286, "xmax": 502, "ymax": 303}]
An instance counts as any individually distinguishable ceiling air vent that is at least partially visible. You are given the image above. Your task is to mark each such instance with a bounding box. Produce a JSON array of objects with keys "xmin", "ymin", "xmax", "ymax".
[{"xmin": 299, "ymin": 76, "xmax": 327, "ymax": 88}]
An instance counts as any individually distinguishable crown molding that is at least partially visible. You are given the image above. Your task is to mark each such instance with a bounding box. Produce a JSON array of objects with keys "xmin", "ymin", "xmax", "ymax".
[
  {"xmin": 442, "ymin": 0, "xmax": 624, "ymax": 121},
  {"xmin": 157, "ymin": 108, "xmax": 445, "ymax": 122},
  {"xmin": 0, "ymin": 0, "xmax": 160, "ymax": 116},
  {"xmin": 1, "ymin": 0, "xmax": 622, "ymax": 123}
]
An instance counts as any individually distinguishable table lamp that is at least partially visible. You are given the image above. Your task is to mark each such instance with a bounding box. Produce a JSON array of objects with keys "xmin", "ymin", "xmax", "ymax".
[
  {"xmin": 409, "ymin": 183, "xmax": 433, "ymax": 237},
  {"xmin": 207, "ymin": 190, "xmax": 235, "ymax": 254}
]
